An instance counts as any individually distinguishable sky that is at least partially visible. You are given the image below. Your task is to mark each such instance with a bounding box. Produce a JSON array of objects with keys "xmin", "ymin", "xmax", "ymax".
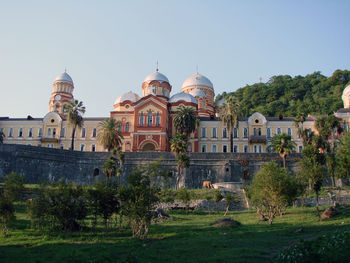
[{"xmin": 1, "ymin": 0, "xmax": 350, "ymax": 117}]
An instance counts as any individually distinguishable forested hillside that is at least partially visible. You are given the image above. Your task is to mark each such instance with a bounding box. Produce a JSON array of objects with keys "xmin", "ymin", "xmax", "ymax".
[{"xmin": 216, "ymin": 70, "xmax": 350, "ymax": 117}]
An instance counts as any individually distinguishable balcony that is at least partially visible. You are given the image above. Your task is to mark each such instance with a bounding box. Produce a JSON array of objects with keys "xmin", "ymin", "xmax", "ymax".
[
  {"xmin": 249, "ymin": 135, "xmax": 267, "ymax": 143},
  {"xmin": 40, "ymin": 136, "xmax": 60, "ymax": 143}
]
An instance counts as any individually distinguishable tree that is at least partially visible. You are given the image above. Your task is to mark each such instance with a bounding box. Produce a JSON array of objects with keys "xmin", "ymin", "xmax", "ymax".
[
  {"xmin": 0, "ymin": 196, "xmax": 15, "ymax": 235},
  {"xmin": 2, "ymin": 172, "xmax": 24, "ymax": 202},
  {"xmin": 336, "ymin": 132, "xmax": 350, "ymax": 181},
  {"xmin": 170, "ymin": 133, "xmax": 190, "ymax": 189},
  {"xmin": 118, "ymin": 161, "xmax": 162, "ymax": 239},
  {"xmin": 97, "ymin": 119, "xmax": 123, "ymax": 152},
  {"xmin": 173, "ymin": 105, "xmax": 198, "ymax": 136},
  {"xmin": 64, "ymin": 100, "xmax": 86, "ymax": 151},
  {"xmin": 248, "ymin": 161, "xmax": 298, "ymax": 224},
  {"xmin": 0, "ymin": 130, "xmax": 5, "ymax": 144},
  {"xmin": 175, "ymin": 152, "xmax": 190, "ymax": 190},
  {"xmin": 220, "ymin": 95, "xmax": 241, "ymax": 152},
  {"xmin": 103, "ymin": 156, "xmax": 117, "ymax": 182},
  {"xmin": 224, "ymin": 192, "xmax": 239, "ymax": 216},
  {"xmin": 298, "ymin": 145, "xmax": 326, "ymax": 220},
  {"xmin": 116, "ymin": 147, "xmax": 125, "ymax": 185},
  {"xmin": 213, "ymin": 190, "xmax": 223, "ymax": 212},
  {"xmin": 270, "ymin": 133, "xmax": 296, "ymax": 168}
]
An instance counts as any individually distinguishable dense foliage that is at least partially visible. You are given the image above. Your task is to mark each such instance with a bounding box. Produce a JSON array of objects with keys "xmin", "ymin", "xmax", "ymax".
[{"xmin": 216, "ymin": 70, "xmax": 350, "ymax": 117}]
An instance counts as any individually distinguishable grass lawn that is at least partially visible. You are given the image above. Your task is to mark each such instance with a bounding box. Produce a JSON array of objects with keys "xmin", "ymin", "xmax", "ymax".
[{"xmin": 0, "ymin": 204, "xmax": 350, "ymax": 263}]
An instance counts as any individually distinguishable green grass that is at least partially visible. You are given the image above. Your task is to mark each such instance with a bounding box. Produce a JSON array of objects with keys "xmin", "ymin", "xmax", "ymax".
[{"xmin": 1, "ymin": 204, "xmax": 350, "ymax": 263}]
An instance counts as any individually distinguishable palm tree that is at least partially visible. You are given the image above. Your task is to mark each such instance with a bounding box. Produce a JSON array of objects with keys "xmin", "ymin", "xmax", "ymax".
[
  {"xmin": 103, "ymin": 156, "xmax": 117, "ymax": 182},
  {"xmin": 170, "ymin": 133, "xmax": 190, "ymax": 189},
  {"xmin": 220, "ymin": 95, "xmax": 241, "ymax": 152},
  {"xmin": 0, "ymin": 130, "xmax": 5, "ymax": 144},
  {"xmin": 97, "ymin": 119, "xmax": 123, "ymax": 152},
  {"xmin": 116, "ymin": 147, "xmax": 125, "ymax": 185},
  {"xmin": 294, "ymin": 113, "xmax": 306, "ymax": 138},
  {"xmin": 64, "ymin": 100, "xmax": 85, "ymax": 151},
  {"xmin": 270, "ymin": 133, "xmax": 296, "ymax": 168},
  {"xmin": 173, "ymin": 106, "xmax": 198, "ymax": 135},
  {"xmin": 175, "ymin": 152, "xmax": 190, "ymax": 189}
]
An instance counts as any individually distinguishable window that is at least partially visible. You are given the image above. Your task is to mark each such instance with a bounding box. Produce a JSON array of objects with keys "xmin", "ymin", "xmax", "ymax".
[
  {"xmin": 125, "ymin": 122, "xmax": 130, "ymax": 132},
  {"xmin": 162, "ymin": 87, "xmax": 166, "ymax": 96},
  {"xmin": 201, "ymin": 127, "xmax": 206, "ymax": 138},
  {"xmin": 61, "ymin": 128, "xmax": 65, "ymax": 137},
  {"xmin": 223, "ymin": 145, "xmax": 228, "ymax": 153},
  {"xmin": 47, "ymin": 144, "xmax": 54, "ymax": 148},
  {"xmin": 147, "ymin": 111, "xmax": 153, "ymax": 126},
  {"xmin": 60, "ymin": 145, "xmax": 64, "ymax": 150},
  {"xmin": 81, "ymin": 128, "xmax": 85, "ymax": 138},
  {"xmin": 288, "ymin": 128, "xmax": 292, "ymax": 136},
  {"xmin": 92, "ymin": 128, "xmax": 97, "ymax": 137},
  {"xmin": 212, "ymin": 144, "xmax": 217, "ymax": 152},
  {"xmin": 202, "ymin": 101, "xmax": 206, "ymax": 109},
  {"xmin": 28, "ymin": 128, "xmax": 33, "ymax": 137},
  {"xmin": 233, "ymin": 127, "xmax": 238, "ymax": 138},
  {"xmin": 267, "ymin": 128, "xmax": 271, "ymax": 138},
  {"xmin": 244, "ymin": 128, "xmax": 248, "ymax": 138},
  {"xmin": 8, "ymin": 128, "xmax": 13, "ymax": 137},
  {"xmin": 80, "ymin": 144, "xmax": 85, "ymax": 151},
  {"xmin": 201, "ymin": 144, "xmax": 207, "ymax": 153},
  {"xmin": 277, "ymin": 128, "xmax": 281, "ymax": 134},
  {"xmin": 53, "ymin": 128, "xmax": 56, "ymax": 137},
  {"xmin": 254, "ymin": 145, "xmax": 257, "ymax": 153},
  {"xmin": 187, "ymin": 143, "xmax": 192, "ymax": 152},
  {"xmin": 156, "ymin": 113, "xmax": 160, "ymax": 126},
  {"xmin": 254, "ymin": 128, "xmax": 257, "ymax": 136},
  {"xmin": 92, "ymin": 144, "xmax": 96, "ymax": 152},
  {"xmin": 118, "ymin": 122, "xmax": 122, "ymax": 132},
  {"xmin": 258, "ymin": 128, "xmax": 262, "ymax": 136},
  {"xmin": 234, "ymin": 145, "xmax": 238, "ymax": 153},
  {"xmin": 139, "ymin": 112, "xmax": 144, "ymax": 126},
  {"xmin": 152, "ymin": 85, "xmax": 156, "ymax": 94},
  {"xmin": 38, "ymin": 128, "xmax": 42, "ymax": 137},
  {"xmin": 244, "ymin": 145, "xmax": 248, "ymax": 153},
  {"xmin": 299, "ymin": 146, "xmax": 303, "ymax": 153},
  {"xmin": 212, "ymin": 127, "xmax": 217, "ymax": 138},
  {"xmin": 47, "ymin": 128, "xmax": 51, "ymax": 137},
  {"xmin": 259, "ymin": 145, "xmax": 262, "ymax": 153},
  {"xmin": 19, "ymin": 128, "xmax": 23, "ymax": 137},
  {"xmin": 126, "ymin": 143, "xmax": 130, "ymax": 151},
  {"xmin": 223, "ymin": 128, "xmax": 227, "ymax": 138}
]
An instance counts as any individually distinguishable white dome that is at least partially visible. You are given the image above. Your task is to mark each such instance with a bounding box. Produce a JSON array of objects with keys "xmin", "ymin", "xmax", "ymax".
[
  {"xmin": 54, "ymin": 72, "xmax": 73, "ymax": 84},
  {"xmin": 181, "ymin": 73, "xmax": 213, "ymax": 90},
  {"xmin": 342, "ymin": 84, "xmax": 350, "ymax": 99},
  {"xmin": 189, "ymin": 88, "xmax": 206, "ymax": 98},
  {"xmin": 342, "ymin": 84, "xmax": 350, "ymax": 108},
  {"xmin": 169, "ymin": 92, "xmax": 197, "ymax": 104},
  {"xmin": 144, "ymin": 71, "xmax": 169, "ymax": 83},
  {"xmin": 114, "ymin": 91, "xmax": 140, "ymax": 105}
]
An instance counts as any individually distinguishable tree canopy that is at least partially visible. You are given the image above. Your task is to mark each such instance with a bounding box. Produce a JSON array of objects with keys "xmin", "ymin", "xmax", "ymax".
[{"xmin": 216, "ymin": 70, "xmax": 350, "ymax": 117}]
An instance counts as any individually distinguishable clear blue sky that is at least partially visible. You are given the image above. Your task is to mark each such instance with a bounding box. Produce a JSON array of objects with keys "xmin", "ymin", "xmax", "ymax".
[{"xmin": 1, "ymin": 0, "xmax": 349, "ymax": 117}]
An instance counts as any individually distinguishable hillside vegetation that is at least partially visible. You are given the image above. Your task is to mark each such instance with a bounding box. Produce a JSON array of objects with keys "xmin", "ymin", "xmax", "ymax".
[{"xmin": 216, "ymin": 70, "xmax": 350, "ymax": 117}]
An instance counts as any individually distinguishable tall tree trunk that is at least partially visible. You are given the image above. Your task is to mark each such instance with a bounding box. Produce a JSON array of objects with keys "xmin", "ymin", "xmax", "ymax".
[
  {"xmin": 230, "ymin": 128, "xmax": 233, "ymax": 153},
  {"xmin": 176, "ymin": 165, "xmax": 181, "ymax": 190},
  {"xmin": 71, "ymin": 126, "xmax": 76, "ymax": 151}
]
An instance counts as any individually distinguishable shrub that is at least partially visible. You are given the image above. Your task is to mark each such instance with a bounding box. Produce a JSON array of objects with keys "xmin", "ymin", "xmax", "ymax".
[
  {"xmin": 0, "ymin": 196, "xmax": 15, "ymax": 235},
  {"xmin": 2, "ymin": 172, "xmax": 25, "ymax": 202},
  {"xmin": 176, "ymin": 188, "xmax": 192, "ymax": 213}
]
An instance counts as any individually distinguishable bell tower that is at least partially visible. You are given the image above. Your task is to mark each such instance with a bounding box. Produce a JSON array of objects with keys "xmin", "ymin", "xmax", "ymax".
[{"xmin": 49, "ymin": 70, "xmax": 74, "ymax": 116}]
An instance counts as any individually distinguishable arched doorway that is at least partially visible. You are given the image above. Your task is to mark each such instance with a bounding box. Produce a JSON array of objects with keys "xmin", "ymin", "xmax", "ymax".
[{"xmin": 142, "ymin": 142, "xmax": 156, "ymax": 152}]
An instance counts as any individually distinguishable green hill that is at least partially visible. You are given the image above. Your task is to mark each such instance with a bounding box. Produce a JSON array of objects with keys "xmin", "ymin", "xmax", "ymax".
[{"xmin": 216, "ymin": 70, "xmax": 350, "ymax": 117}]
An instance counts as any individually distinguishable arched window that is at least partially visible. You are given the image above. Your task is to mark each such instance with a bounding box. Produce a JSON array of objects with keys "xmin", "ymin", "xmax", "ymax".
[
  {"xmin": 162, "ymin": 87, "xmax": 166, "ymax": 96},
  {"xmin": 118, "ymin": 122, "xmax": 122, "ymax": 132},
  {"xmin": 139, "ymin": 112, "xmax": 144, "ymax": 126},
  {"xmin": 48, "ymin": 128, "xmax": 51, "ymax": 137},
  {"xmin": 244, "ymin": 128, "xmax": 248, "ymax": 138},
  {"xmin": 223, "ymin": 128, "xmax": 227, "ymax": 138},
  {"xmin": 258, "ymin": 128, "xmax": 261, "ymax": 136},
  {"xmin": 147, "ymin": 111, "xmax": 153, "ymax": 126},
  {"xmin": 254, "ymin": 128, "xmax": 257, "ymax": 136},
  {"xmin": 53, "ymin": 128, "xmax": 56, "ymax": 137},
  {"xmin": 233, "ymin": 127, "xmax": 238, "ymax": 138},
  {"xmin": 125, "ymin": 122, "xmax": 130, "ymax": 132},
  {"xmin": 267, "ymin": 128, "xmax": 271, "ymax": 138},
  {"xmin": 156, "ymin": 113, "xmax": 160, "ymax": 126}
]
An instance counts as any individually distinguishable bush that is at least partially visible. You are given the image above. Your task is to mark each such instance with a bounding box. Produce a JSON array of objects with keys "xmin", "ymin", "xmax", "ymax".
[
  {"xmin": 176, "ymin": 188, "xmax": 192, "ymax": 213},
  {"xmin": 27, "ymin": 181, "xmax": 88, "ymax": 232},
  {"xmin": 0, "ymin": 196, "xmax": 15, "ymax": 235},
  {"xmin": 2, "ymin": 172, "xmax": 25, "ymax": 202}
]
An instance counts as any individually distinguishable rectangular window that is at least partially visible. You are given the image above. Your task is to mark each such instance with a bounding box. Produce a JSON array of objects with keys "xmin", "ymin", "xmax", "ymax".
[
  {"xmin": 92, "ymin": 128, "xmax": 97, "ymax": 137},
  {"xmin": 80, "ymin": 144, "xmax": 85, "ymax": 151},
  {"xmin": 81, "ymin": 128, "xmax": 86, "ymax": 138},
  {"xmin": 126, "ymin": 143, "xmax": 130, "ymax": 151},
  {"xmin": 277, "ymin": 128, "xmax": 281, "ymax": 134},
  {"xmin": 244, "ymin": 128, "xmax": 248, "ymax": 138},
  {"xmin": 53, "ymin": 128, "xmax": 56, "ymax": 137},
  {"xmin": 223, "ymin": 128, "xmax": 227, "ymax": 138},
  {"xmin": 38, "ymin": 128, "xmax": 42, "ymax": 137},
  {"xmin": 60, "ymin": 145, "xmax": 64, "ymax": 150},
  {"xmin": 47, "ymin": 128, "xmax": 51, "ymax": 137},
  {"xmin": 234, "ymin": 145, "xmax": 238, "ymax": 153},
  {"xmin": 259, "ymin": 145, "xmax": 262, "ymax": 153},
  {"xmin": 92, "ymin": 144, "xmax": 96, "ymax": 152},
  {"xmin": 223, "ymin": 145, "xmax": 228, "ymax": 153},
  {"xmin": 19, "ymin": 128, "xmax": 23, "ymax": 137},
  {"xmin": 212, "ymin": 127, "xmax": 217, "ymax": 138},
  {"xmin": 61, "ymin": 128, "xmax": 65, "ymax": 137},
  {"xmin": 28, "ymin": 128, "xmax": 33, "ymax": 137},
  {"xmin": 244, "ymin": 145, "xmax": 248, "ymax": 153},
  {"xmin": 299, "ymin": 146, "xmax": 303, "ymax": 153},
  {"xmin": 201, "ymin": 127, "xmax": 206, "ymax": 138},
  {"xmin": 267, "ymin": 128, "xmax": 271, "ymax": 138},
  {"xmin": 234, "ymin": 128, "xmax": 238, "ymax": 138},
  {"xmin": 212, "ymin": 144, "xmax": 217, "ymax": 152},
  {"xmin": 288, "ymin": 128, "xmax": 292, "ymax": 136},
  {"xmin": 201, "ymin": 144, "xmax": 207, "ymax": 153},
  {"xmin": 254, "ymin": 145, "xmax": 257, "ymax": 153},
  {"xmin": 139, "ymin": 113, "xmax": 144, "ymax": 126},
  {"xmin": 9, "ymin": 128, "xmax": 13, "ymax": 137},
  {"xmin": 156, "ymin": 113, "xmax": 160, "ymax": 126}
]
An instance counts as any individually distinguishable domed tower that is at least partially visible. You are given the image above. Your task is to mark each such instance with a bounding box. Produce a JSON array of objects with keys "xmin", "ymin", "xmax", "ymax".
[
  {"xmin": 342, "ymin": 84, "xmax": 350, "ymax": 108},
  {"xmin": 181, "ymin": 73, "xmax": 215, "ymax": 116},
  {"xmin": 49, "ymin": 71, "xmax": 74, "ymax": 116},
  {"xmin": 142, "ymin": 70, "xmax": 172, "ymax": 99}
]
